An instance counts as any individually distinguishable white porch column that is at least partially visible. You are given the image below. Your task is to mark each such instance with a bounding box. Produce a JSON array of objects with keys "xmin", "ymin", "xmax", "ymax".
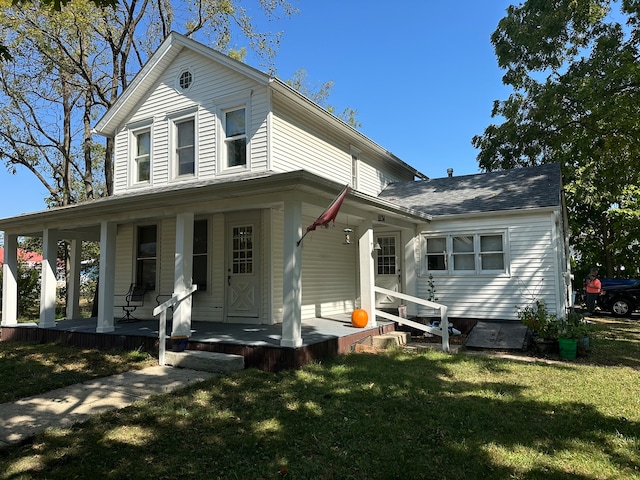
[
  {"xmin": 1, "ymin": 233, "xmax": 18, "ymax": 326},
  {"xmin": 402, "ymin": 228, "xmax": 418, "ymax": 317},
  {"xmin": 97, "ymin": 221, "xmax": 117, "ymax": 333},
  {"xmin": 358, "ymin": 219, "xmax": 376, "ymax": 327},
  {"xmin": 40, "ymin": 228, "xmax": 58, "ymax": 328},
  {"xmin": 281, "ymin": 198, "xmax": 303, "ymax": 348},
  {"xmin": 172, "ymin": 212, "xmax": 194, "ymax": 337},
  {"xmin": 66, "ymin": 239, "xmax": 82, "ymax": 319}
]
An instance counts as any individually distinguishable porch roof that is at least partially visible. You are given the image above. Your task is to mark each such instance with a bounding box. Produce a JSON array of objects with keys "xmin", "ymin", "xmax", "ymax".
[{"xmin": 0, "ymin": 170, "xmax": 431, "ymax": 237}]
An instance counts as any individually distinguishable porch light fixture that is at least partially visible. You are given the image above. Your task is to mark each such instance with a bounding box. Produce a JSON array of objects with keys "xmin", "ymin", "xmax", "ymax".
[
  {"xmin": 343, "ymin": 228, "xmax": 353, "ymax": 245},
  {"xmin": 374, "ymin": 239, "xmax": 382, "ymax": 251}
]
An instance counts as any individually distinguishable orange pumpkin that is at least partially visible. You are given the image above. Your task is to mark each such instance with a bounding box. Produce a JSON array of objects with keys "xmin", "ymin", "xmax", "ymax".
[{"xmin": 351, "ymin": 309, "xmax": 368, "ymax": 328}]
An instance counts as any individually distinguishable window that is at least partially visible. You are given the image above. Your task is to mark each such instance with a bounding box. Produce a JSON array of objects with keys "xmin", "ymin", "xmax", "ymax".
[
  {"xmin": 452, "ymin": 235, "xmax": 475, "ymax": 271},
  {"xmin": 178, "ymin": 70, "xmax": 193, "ymax": 90},
  {"xmin": 425, "ymin": 236, "xmax": 447, "ymax": 271},
  {"xmin": 232, "ymin": 225, "xmax": 253, "ymax": 274},
  {"xmin": 134, "ymin": 130, "xmax": 150, "ymax": 183},
  {"xmin": 376, "ymin": 236, "xmax": 397, "ymax": 275},
  {"xmin": 192, "ymin": 219, "xmax": 208, "ymax": 291},
  {"xmin": 136, "ymin": 225, "xmax": 157, "ymax": 290},
  {"xmin": 224, "ymin": 107, "xmax": 247, "ymax": 169},
  {"xmin": 423, "ymin": 232, "xmax": 507, "ymax": 275},
  {"xmin": 480, "ymin": 234, "xmax": 505, "ymax": 270},
  {"xmin": 350, "ymin": 147, "xmax": 360, "ymax": 189},
  {"xmin": 175, "ymin": 118, "xmax": 195, "ymax": 176}
]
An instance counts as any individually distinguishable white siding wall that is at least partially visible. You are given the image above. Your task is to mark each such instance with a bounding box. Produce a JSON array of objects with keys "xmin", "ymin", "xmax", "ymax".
[
  {"xmin": 415, "ymin": 212, "xmax": 562, "ymax": 321},
  {"xmin": 113, "ymin": 49, "xmax": 270, "ymax": 194},
  {"xmin": 300, "ymin": 217, "xmax": 358, "ymax": 318},
  {"xmin": 271, "ymin": 97, "xmax": 414, "ymax": 196}
]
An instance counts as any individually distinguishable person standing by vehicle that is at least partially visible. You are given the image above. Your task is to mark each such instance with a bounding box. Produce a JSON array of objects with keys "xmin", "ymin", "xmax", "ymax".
[{"xmin": 585, "ymin": 268, "xmax": 602, "ymax": 315}]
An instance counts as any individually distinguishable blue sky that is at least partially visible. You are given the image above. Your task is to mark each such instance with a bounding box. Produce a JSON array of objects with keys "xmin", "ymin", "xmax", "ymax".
[{"xmin": 0, "ymin": 0, "xmax": 514, "ymax": 218}]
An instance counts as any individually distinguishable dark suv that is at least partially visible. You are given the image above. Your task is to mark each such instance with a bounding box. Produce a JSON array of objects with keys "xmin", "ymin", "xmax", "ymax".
[{"xmin": 599, "ymin": 279, "xmax": 640, "ymax": 317}]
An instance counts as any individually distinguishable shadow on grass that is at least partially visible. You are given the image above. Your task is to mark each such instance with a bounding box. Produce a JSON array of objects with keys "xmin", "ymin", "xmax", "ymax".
[
  {"xmin": 0, "ymin": 342, "xmax": 155, "ymax": 403},
  {"xmin": 2, "ymin": 350, "xmax": 638, "ymax": 479}
]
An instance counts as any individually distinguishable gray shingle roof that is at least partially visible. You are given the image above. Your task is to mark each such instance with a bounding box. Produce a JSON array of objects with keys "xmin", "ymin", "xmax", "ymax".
[{"xmin": 378, "ymin": 163, "xmax": 562, "ymax": 217}]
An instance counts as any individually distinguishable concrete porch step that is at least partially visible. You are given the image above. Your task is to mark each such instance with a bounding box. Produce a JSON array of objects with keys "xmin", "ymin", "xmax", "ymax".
[
  {"xmin": 164, "ymin": 350, "xmax": 245, "ymax": 374},
  {"xmin": 372, "ymin": 331, "xmax": 411, "ymax": 349}
]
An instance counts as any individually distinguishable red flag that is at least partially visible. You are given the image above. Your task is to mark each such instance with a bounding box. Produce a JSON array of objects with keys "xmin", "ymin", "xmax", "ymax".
[{"xmin": 298, "ymin": 185, "xmax": 349, "ymax": 245}]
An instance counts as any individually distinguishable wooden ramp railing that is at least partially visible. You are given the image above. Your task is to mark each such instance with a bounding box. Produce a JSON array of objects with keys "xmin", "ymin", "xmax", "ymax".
[
  {"xmin": 373, "ymin": 286, "xmax": 450, "ymax": 353},
  {"xmin": 153, "ymin": 285, "xmax": 198, "ymax": 366}
]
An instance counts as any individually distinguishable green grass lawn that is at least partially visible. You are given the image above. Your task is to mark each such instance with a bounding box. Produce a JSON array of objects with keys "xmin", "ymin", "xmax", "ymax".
[{"xmin": 1, "ymin": 316, "xmax": 639, "ymax": 479}]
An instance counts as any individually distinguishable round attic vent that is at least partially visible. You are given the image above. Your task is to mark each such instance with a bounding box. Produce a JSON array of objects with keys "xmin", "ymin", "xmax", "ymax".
[{"xmin": 178, "ymin": 69, "xmax": 193, "ymax": 90}]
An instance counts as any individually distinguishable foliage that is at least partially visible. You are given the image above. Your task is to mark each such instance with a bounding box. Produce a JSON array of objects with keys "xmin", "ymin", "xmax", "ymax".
[
  {"xmin": 0, "ymin": 257, "xmax": 41, "ymax": 317},
  {"xmin": 0, "ymin": 0, "xmax": 297, "ymax": 205},
  {"xmin": 285, "ymin": 68, "xmax": 361, "ymax": 128},
  {"xmin": 427, "ymin": 273, "xmax": 438, "ymax": 301},
  {"xmin": 560, "ymin": 311, "xmax": 595, "ymax": 339},
  {"xmin": 1, "ymin": 339, "xmax": 639, "ymax": 478},
  {"xmin": 516, "ymin": 299, "xmax": 559, "ymax": 339},
  {"xmin": 473, "ymin": 0, "xmax": 640, "ymax": 278}
]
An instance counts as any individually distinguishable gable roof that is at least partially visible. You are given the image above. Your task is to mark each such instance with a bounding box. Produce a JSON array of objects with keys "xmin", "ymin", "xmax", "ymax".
[
  {"xmin": 378, "ymin": 163, "xmax": 562, "ymax": 217},
  {"xmin": 93, "ymin": 32, "xmax": 427, "ymax": 180}
]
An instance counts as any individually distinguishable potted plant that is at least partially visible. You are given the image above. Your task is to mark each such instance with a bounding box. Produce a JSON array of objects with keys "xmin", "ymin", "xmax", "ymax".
[
  {"xmin": 559, "ymin": 312, "xmax": 593, "ymax": 357},
  {"xmin": 517, "ymin": 300, "xmax": 560, "ymax": 353}
]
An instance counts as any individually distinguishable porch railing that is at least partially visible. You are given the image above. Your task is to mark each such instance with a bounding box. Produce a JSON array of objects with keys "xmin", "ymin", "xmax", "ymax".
[
  {"xmin": 373, "ymin": 286, "xmax": 450, "ymax": 353},
  {"xmin": 153, "ymin": 285, "xmax": 198, "ymax": 366}
]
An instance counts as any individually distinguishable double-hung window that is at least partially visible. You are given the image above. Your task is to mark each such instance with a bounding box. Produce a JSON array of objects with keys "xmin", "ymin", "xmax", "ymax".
[
  {"xmin": 136, "ymin": 225, "xmax": 157, "ymax": 290},
  {"xmin": 175, "ymin": 118, "xmax": 195, "ymax": 176},
  {"xmin": 423, "ymin": 232, "xmax": 507, "ymax": 275},
  {"xmin": 133, "ymin": 130, "xmax": 151, "ymax": 183},
  {"xmin": 224, "ymin": 107, "xmax": 247, "ymax": 169},
  {"xmin": 192, "ymin": 219, "xmax": 208, "ymax": 291}
]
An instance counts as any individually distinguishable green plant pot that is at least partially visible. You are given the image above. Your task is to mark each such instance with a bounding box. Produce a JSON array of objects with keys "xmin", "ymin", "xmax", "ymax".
[{"xmin": 558, "ymin": 337, "xmax": 577, "ymax": 360}]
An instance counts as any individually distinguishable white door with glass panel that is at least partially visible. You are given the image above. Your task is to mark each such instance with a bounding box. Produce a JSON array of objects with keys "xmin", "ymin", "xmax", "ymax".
[
  {"xmin": 375, "ymin": 234, "xmax": 402, "ymax": 309},
  {"xmin": 226, "ymin": 215, "xmax": 261, "ymax": 323}
]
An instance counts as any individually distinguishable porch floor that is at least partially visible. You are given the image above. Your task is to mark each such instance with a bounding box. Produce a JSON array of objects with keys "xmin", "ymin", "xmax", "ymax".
[{"xmin": 1, "ymin": 315, "xmax": 396, "ymax": 372}]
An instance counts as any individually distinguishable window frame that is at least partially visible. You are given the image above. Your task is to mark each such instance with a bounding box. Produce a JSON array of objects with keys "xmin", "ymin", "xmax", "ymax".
[
  {"xmin": 222, "ymin": 105, "xmax": 248, "ymax": 171},
  {"xmin": 127, "ymin": 120, "xmax": 153, "ymax": 187},
  {"xmin": 422, "ymin": 231, "xmax": 509, "ymax": 276},
  {"xmin": 136, "ymin": 224, "xmax": 158, "ymax": 291},
  {"xmin": 215, "ymin": 93, "xmax": 252, "ymax": 175},
  {"xmin": 168, "ymin": 108, "xmax": 198, "ymax": 180},
  {"xmin": 192, "ymin": 219, "xmax": 209, "ymax": 292}
]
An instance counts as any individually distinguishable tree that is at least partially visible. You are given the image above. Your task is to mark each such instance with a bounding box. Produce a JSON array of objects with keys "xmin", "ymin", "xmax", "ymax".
[
  {"xmin": 0, "ymin": 0, "xmax": 297, "ymax": 204},
  {"xmin": 472, "ymin": 0, "xmax": 640, "ymax": 279}
]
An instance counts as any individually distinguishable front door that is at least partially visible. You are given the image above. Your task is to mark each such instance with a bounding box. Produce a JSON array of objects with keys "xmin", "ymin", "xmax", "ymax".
[
  {"xmin": 225, "ymin": 213, "xmax": 261, "ymax": 323},
  {"xmin": 375, "ymin": 234, "xmax": 402, "ymax": 310}
]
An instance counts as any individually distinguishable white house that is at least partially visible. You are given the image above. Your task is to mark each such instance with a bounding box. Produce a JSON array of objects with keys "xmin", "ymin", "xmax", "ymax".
[{"xmin": 0, "ymin": 32, "xmax": 571, "ymax": 348}]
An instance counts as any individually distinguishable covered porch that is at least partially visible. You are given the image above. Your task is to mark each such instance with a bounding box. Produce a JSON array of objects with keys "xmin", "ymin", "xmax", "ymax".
[{"xmin": 0, "ymin": 315, "xmax": 396, "ymax": 372}]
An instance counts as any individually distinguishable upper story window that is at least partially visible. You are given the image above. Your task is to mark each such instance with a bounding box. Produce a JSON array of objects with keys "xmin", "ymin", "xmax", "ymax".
[
  {"xmin": 224, "ymin": 107, "xmax": 247, "ymax": 169},
  {"xmin": 133, "ymin": 129, "xmax": 151, "ymax": 184},
  {"xmin": 350, "ymin": 147, "xmax": 360, "ymax": 189},
  {"xmin": 422, "ymin": 232, "xmax": 507, "ymax": 275},
  {"xmin": 167, "ymin": 110, "xmax": 198, "ymax": 179}
]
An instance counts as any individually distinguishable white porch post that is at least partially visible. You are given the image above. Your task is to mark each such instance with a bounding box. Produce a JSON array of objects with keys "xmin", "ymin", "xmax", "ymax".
[
  {"xmin": 281, "ymin": 198, "xmax": 303, "ymax": 348},
  {"xmin": 358, "ymin": 219, "xmax": 376, "ymax": 327},
  {"xmin": 40, "ymin": 228, "xmax": 58, "ymax": 328},
  {"xmin": 97, "ymin": 221, "xmax": 117, "ymax": 333},
  {"xmin": 402, "ymin": 228, "xmax": 418, "ymax": 317},
  {"xmin": 66, "ymin": 239, "xmax": 82, "ymax": 319},
  {"xmin": 172, "ymin": 212, "xmax": 194, "ymax": 337},
  {"xmin": 1, "ymin": 233, "xmax": 18, "ymax": 326}
]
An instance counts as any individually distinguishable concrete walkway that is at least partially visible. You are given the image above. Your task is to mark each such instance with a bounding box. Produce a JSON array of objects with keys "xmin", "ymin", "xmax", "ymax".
[{"xmin": 0, "ymin": 366, "xmax": 216, "ymax": 449}]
